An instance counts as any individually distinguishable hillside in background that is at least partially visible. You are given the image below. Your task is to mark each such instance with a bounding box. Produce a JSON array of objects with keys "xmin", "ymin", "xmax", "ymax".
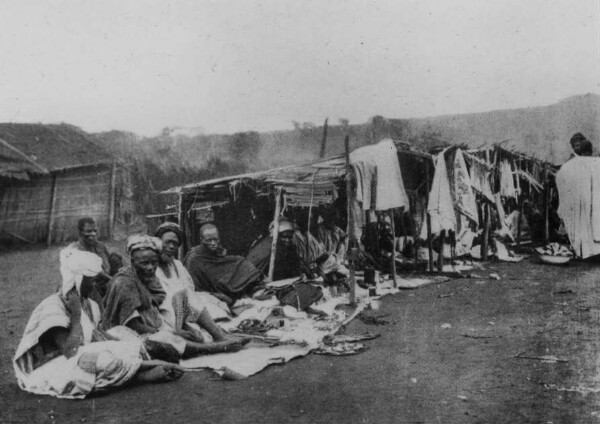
[
  {"xmin": 398, "ymin": 93, "xmax": 600, "ymax": 164},
  {"xmin": 92, "ymin": 93, "xmax": 600, "ymax": 194}
]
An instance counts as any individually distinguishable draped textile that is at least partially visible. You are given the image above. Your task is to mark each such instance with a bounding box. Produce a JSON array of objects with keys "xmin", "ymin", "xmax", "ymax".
[
  {"xmin": 420, "ymin": 152, "xmax": 457, "ymax": 238},
  {"xmin": 102, "ymin": 267, "xmax": 166, "ymax": 332},
  {"xmin": 499, "ymin": 160, "xmax": 518, "ymax": 199},
  {"xmin": 184, "ymin": 245, "xmax": 264, "ymax": 301},
  {"xmin": 14, "ymin": 293, "xmax": 142, "ymax": 399},
  {"xmin": 556, "ymin": 157, "xmax": 600, "ymax": 258},
  {"xmin": 469, "ymin": 159, "xmax": 494, "ymax": 202},
  {"xmin": 452, "ymin": 149, "xmax": 478, "ymax": 224},
  {"xmin": 156, "ymin": 259, "xmax": 231, "ymax": 324},
  {"xmin": 350, "ymin": 139, "xmax": 410, "ymax": 211},
  {"xmin": 246, "ymin": 235, "xmax": 303, "ymax": 281},
  {"xmin": 315, "ymin": 225, "xmax": 347, "ymax": 259}
]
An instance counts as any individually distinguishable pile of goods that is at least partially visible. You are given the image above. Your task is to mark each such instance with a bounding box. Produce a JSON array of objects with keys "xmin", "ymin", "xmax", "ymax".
[{"xmin": 535, "ymin": 243, "xmax": 573, "ymax": 257}]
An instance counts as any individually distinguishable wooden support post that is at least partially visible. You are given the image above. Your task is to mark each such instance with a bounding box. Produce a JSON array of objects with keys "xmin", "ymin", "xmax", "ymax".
[
  {"xmin": 482, "ymin": 204, "xmax": 490, "ymax": 261},
  {"xmin": 319, "ymin": 117, "xmax": 328, "ymax": 159},
  {"xmin": 108, "ymin": 161, "xmax": 117, "ymax": 240},
  {"xmin": 267, "ymin": 188, "xmax": 282, "ymax": 282},
  {"xmin": 46, "ymin": 174, "xmax": 58, "ymax": 247},
  {"xmin": 543, "ymin": 165, "xmax": 550, "ymax": 244},
  {"xmin": 389, "ymin": 210, "xmax": 397, "ymax": 288},
  {"xmin": 177, "ymin": 192, "xmax": 185, "ymax": 259},
  {"xmin": 345, "ymin": 135, "xmax": 356, "ymax": 306},
  {"xmin": 426, "ymin": 213, "xmax": 434, "ymax": 272},
  {"xmin": 437, "ymin": 229, "xmax": 445, "ymax": 272},
  {"xmin": 516, "ymin": 195, "xmax": 523, "ymax": 249}
]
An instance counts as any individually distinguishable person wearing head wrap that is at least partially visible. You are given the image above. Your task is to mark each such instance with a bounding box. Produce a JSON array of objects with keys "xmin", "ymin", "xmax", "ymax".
[
  {"xmin": 14, "ymin": 246, "xmax": 186, "ymax": 399},
  {"xmin": 245, "ymin": 217, "xmax": 308, "ymax": 281},
  {"xmin": 154, "ymin": 223, "xmax": 239, "ymax": 340},
  {"xmin": 103, "ymin": 234, "xmax": 247, "ymax": 359}
]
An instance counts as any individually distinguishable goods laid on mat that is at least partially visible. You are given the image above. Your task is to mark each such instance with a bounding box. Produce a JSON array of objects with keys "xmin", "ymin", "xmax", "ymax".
[{"xmin": 181, "ymin": 279, "xmax": 370, "ymax": 379}]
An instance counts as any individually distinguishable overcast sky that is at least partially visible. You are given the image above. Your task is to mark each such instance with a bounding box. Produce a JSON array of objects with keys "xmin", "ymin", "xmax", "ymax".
[{"xmin": 0, "ymin": 0, "xmax": 598, "ymax": 136}]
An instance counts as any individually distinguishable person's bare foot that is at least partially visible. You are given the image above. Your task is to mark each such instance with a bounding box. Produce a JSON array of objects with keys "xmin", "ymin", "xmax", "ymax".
[{"xmin": 135, "ymin": 364, "xmax": 185, "ymax": 383}]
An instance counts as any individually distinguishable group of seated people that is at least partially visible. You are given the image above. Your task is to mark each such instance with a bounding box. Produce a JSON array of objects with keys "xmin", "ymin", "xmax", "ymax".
[{"xmin": 15, "ymin": 213, "xmax": 348, "ymax": 398}]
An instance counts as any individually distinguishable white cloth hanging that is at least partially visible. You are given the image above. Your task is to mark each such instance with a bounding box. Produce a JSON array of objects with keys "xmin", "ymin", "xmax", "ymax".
[
  {"xmin": 453, "ymin": 149, "xmax": 478, "ymax": 224},
  {"xmin": 350, "ymin": 139, "xmax": 409, "ymax": 211},
  {"xmin": 420, "ymin": 151, "xmax": 457, "ymax": 238},
  {"xmin": 556, "ymin": 156, "xmax": 600, "ymax": 258},
  {"xmin": 499, "ymin": 160, "xmax": 518, "ymax": 199},
  {"xmin": 469, "ymin": 159, "xmax": 494, "ymax": 202}
]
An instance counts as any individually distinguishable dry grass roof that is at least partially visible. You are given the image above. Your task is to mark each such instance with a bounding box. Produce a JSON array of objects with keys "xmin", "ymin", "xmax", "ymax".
[{"xmin": 0, "ymin": 123, "xmax": 113, "ymax": 176}]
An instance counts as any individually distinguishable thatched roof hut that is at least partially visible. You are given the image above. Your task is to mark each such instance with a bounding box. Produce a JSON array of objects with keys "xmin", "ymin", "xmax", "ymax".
[{"xmin": 0, "ymin": 123, "xmax": 118, "ymax": 245}]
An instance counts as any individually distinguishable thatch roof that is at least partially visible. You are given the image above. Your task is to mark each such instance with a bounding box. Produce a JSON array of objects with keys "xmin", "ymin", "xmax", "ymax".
[
  {"xmin": 0, "ymin": 123, "xmax": 113, "ymax": 177},
  {"xmin": 0, "ymin": 138, "xmax": 48, "ymax": 180}
]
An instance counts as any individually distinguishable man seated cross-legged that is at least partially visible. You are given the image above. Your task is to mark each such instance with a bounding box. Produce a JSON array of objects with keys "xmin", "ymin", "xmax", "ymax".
[{"xmin": 102, "ymin": 235, "xmax": 247, "ymax": 361}]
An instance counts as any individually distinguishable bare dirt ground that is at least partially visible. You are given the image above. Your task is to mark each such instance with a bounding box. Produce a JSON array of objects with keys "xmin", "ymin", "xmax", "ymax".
[{"xmin": 2, "ymin": 242, "xmax": 600, "ymax": 423}]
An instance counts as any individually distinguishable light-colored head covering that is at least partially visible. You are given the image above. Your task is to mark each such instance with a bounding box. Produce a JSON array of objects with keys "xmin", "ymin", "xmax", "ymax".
[
  {"xmin": 126, "ymin": 235, "xmax": 162, "ymax": 256},
  {"xmin": 269, "ymin": 217, "xmax": 296, "ymax": 236},
  {"xmin": 59, "ymin": 247, "xmax": 103, "ymax": 295},
  {"xmin": 154, "ymin": 222, "xmax": 184, "ymax": 243}
]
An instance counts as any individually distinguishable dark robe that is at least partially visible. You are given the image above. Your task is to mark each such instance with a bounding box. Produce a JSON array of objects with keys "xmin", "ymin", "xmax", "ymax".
[
  {"xmin": 246, "ymin": 236, "xmax": 303, "ymax": 281},
  {"xmin": 184, "ymin": 244, "xmax": 264, "ymax": 301},
  {"xmin": 101, "ymin": 267, "xmax": 166, "ymax": 332}
]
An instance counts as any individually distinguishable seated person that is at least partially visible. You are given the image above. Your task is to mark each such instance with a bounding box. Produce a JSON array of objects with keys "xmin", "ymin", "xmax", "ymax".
[
  {"xmin": 294, "ymin": 219, "xmax": 348, "ymax": 282},
  {"xmin": 315, "ymin": 209, "xmax": 347, "ymax": 260},
  {"xmin": 69, "ymin": 216, "xmax": 123, "ymax": 300},
  {"xmin": 247, "ymin": 216, "xmax": 347, "ymax": 282},
  {"xmin": 246, "ymin": 218, "xmax": 307, "ymax": 281},
  {"xmin": 184, "ymin": 224, "xmax": 265, "ymax": 305},
  {"xmin": 154, "ymin": 222, "xmax": 231, "ymax": 322},
  {"xmin": 14, "ymin": 247, "xmax": 185, "ymax": 399},
  {"xmin": 102, "ymin": 235, "xmax": 246, "ymax": 360}
]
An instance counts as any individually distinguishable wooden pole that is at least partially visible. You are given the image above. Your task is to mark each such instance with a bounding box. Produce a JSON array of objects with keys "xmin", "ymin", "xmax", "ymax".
[
  {"xmin": 108, "ymin": 161, "xmax": 117, "ymax": 240},
  {"xmin": 426, "ymin": 159, "xmax": 434, "ymax": 272},
  {"xmin": 427, "ymin": 213, "xmax": 434, "ymax": 272},
  {"xmin": 46, "ymin": 174, "xmax": 58, "ymax": 247},
  {"xmin": 389, "ymin": 210, "xmax": 397, "ymax": 287},
  {"xmin": 481, "ymin": 204, "xmax": 490, "ymax": 260},
  {"xmin": 543, "ymin": 165, "xmax": 550, "ymax": 244},
  {"xmin": 345, "ymin": 135, "xmax": 356, "ymax": 306},
  {"xmin": 437, "ymin": 229, "xmax": 445, "ymax": 272},
  {"xmin": 319, "ymin": 117, "xmax": 329, "ymax": 159},
  {"xmin": 516, "ymin": 196, "xmax": 523, "ymax": 248},
  {"xmin": 177, "ymin": 192, "xmax": 185, "ymax": 259},
  {"xmin": 267, "ymin": 188, "xmax": 282, "ymax": 282}
]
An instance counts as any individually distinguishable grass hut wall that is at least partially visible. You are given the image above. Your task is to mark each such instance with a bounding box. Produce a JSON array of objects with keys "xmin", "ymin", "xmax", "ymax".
[{"xmin": 0, "ymin": 123, "xmax": 116, "ymax": 245}]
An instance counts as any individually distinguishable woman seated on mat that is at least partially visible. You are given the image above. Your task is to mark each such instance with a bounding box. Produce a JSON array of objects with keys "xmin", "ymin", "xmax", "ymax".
[
  {"xmin": 154, "ymin": 222, "xmax": 234, "ymax": 328},
  {"xmin": 13, "ymin": 248, "xmax": 185, "ymax": 399},
  {"xmin": 102, "ymin": 235, "xmax": 247, "ymax": 361}
]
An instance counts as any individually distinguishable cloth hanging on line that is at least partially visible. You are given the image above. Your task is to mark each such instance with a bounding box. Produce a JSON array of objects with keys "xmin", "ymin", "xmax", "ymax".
[
  {"xmin": 493, "ymin": 193, "xmax": 515, "ymax": 242},
  {"xmin": 350, "ymin": 139, "xmax": 409, "ymax": 211},
  {"xmin": 420, "ymin": 151, "xmax": 456, "ymax": 239},
  {"xmin": 556, "ymin": 156, "xmax": 600, "ymax": 258},
  {"xmin": 452, "ymin": 148, "xmax": 478, "ymax": 224},
  {"xmin": 468, "ymin": 158, "xmax": 494, "ymax": 202},
  {"xmin": 499, "ymin": 160, "xmax": 518, "ymax": 199}
]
